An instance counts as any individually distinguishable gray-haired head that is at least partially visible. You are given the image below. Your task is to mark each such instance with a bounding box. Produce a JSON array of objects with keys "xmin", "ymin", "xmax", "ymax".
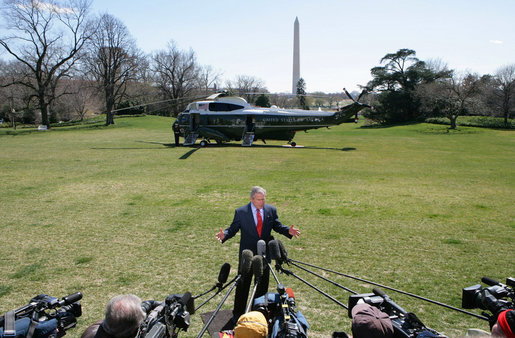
[
  {"xmin": 250, "ymin": 186, "xmax": 266, "ymax": 198},
  {"xmin": 102, "ymin": 294, "xmax": 146, "ymax": 338}
]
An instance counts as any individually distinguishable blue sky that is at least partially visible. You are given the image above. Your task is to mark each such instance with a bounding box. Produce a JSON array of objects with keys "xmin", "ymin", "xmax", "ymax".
[{"xmin": 89, "ymin": 0, "xmax": 514, "ymax": 93}]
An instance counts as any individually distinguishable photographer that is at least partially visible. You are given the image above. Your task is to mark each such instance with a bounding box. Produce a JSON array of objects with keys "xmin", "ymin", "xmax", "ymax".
[
  {"xmin": 81, "ymin": 295, "xmax": 146, "ymax": 338},
  {"xmin": 491, "ymin": 309, "xmax": 514, "ymax": 338},
  {"xmin": 1, "ymin": 293, "xmax": 82, "ymax": 338},
  {"xmin": 351, "ymin": 303, "xmax": 393, "ymax": 338},
  {"xmin": 0, "ymin": 317, "xmax": 59, "ymax": 338}
]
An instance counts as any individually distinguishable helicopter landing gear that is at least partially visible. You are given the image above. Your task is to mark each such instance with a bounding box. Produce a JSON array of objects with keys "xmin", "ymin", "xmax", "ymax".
[
  {"xmin": 290, "ymin": 141, "xmax": 297, "ymax": 147},
  {"xmin": 200, "ymin": 140, "xmax": 208, "ymax": 147}
]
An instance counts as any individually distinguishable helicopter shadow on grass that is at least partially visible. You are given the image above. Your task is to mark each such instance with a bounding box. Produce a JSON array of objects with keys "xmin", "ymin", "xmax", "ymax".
[
  {"xmin": 100, "ymin": 141, "xmax": 355, "ymax": 160},
  {"xmin": 133, "ymin": 140, "xmax": 201, "ymax": 159},
  {"xmin": 91, "ymin": 140, "xmax": 176, "ymax": 151},
  {"xmin": 170, "ymin": 142, "xmax": 357, "ymax": 159}
]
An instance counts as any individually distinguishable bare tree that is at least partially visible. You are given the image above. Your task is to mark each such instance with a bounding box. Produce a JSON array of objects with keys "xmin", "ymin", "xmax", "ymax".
[
  {"xmin": 196, "ymin": 65, "xmax": 220, "ymax": 96},
  {"xmin": 226, "ymin": 75, "xmax": 265, "ymax": 104},
  {"xmin": 84, "ymin": 13, "xmax": 143, "ymax": 125},
  {"xmin": 55, "ymin": 78, "xmax": 99, "ymax": 120},
  {"xmin": 0, "ymin": 0, "xmax": 93, "ymax": 128},
  {"xmin": 151, "ymin": 41, "xmax": 200, "ymax": 115},
  {"xmin": 419, "ymin": 72, "xmax": 480, "ymax": 129},
  {"xmin": 0, "ymin": 59, "xmax": 40, "ymax": 126},
  {"xmin": 493, "ymin": 64, "xmax": 515, "ymax": 126}
]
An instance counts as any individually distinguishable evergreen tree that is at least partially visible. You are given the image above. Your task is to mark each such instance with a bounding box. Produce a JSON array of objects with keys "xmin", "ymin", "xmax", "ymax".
[
  {"xmin": 296, "ymin": 78, "xmax": 309, "ymax": 110},
  {"xmin": 365, "ymin": 49, "xmax": 450, "ymax": 123},
  {"xmin": 255, "ymin": 94, "xmax": 271, "ymax": 107}
]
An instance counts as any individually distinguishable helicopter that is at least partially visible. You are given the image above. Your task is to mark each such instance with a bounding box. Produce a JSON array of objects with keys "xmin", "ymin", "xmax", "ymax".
[{"xmin": 173, "ymin": 89, "xmax": 371, "ymax": 147}]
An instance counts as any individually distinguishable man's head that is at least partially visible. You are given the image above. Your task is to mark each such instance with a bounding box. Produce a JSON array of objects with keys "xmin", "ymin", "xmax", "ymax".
[
  {"xmin": 491, "ymin": 309, "xmax": 515, "ymax": 338},
  {"xmin": 250, "ymin": 186, "xmax": 266, "ymax": 210},
  {"xmin": 102, "ymin": 294, "xmax": 146, "ymax": 338},
  {"xmin": 351, "ymin": 303, "xmax": 394, "ymax": 338}
]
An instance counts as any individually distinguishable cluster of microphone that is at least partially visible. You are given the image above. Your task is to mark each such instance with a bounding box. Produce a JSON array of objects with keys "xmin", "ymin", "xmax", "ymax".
[{"xmin": 130, "ymin": 241, "xmax": 515, "ymax": 337}]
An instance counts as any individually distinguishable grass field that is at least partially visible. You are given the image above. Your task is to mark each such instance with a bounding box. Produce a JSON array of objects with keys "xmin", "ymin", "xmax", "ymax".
[{"xmin": 0, "ymin": 116, "xmax": 513, "ymax": 337}]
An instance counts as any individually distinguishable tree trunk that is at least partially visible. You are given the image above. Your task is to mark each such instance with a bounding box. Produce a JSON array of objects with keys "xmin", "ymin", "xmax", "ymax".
[
  {"xmin": 105, "ymin": 111, "xmax": 115, "ymax": 126},
  {"xmin": 449, "ymin": 115, "xmax": 457, "ymax": 129},
  {"xmin": 40, "ymin": 100, "xmax": 50, "ymax": 129}
]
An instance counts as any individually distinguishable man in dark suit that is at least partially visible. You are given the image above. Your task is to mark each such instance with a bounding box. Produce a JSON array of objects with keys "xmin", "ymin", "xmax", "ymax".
[{"xmin": 216, "ymin": 186, "xmax": 300, "ymax": 319}]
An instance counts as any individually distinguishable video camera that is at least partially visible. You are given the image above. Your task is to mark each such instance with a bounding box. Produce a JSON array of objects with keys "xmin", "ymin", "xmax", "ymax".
[
  {"xmin": 462, "ymin": 277, "xmax": 514, "ymax": 326},
  {"xmin": 253, "ymin": 287, "xmax": 309, "ymax": 338},
  {"xmin": 137, "ymin": 292, "xmax": 194, "ymax": 338},
  {"xmin": 348, "ymin": 288, "xmax": 444, "ymax": 338},
  {"xmin": 0, "ymin": 292, "xmax": 82, "ymax": 338}
]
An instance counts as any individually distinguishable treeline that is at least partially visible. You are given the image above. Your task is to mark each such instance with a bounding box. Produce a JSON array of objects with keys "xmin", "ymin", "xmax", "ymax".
[
  {"xmin": 0, "ymin": 0, "xmax": 268, "ymax": 128},
  {"xmin": 361, "ymin": 49, "xmax": 514, "ymax": 128}
]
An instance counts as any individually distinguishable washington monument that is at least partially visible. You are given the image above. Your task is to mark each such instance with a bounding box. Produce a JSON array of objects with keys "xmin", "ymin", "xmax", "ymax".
[{"xmin": 292, "ymin": 17, "xmax": 300, "ymax": 94}]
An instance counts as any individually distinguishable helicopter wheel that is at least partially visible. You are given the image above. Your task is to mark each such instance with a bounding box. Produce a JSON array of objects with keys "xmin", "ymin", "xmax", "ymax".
[
  {"xmin": 290, "ymin": 142, "xmax": 296, "ymax": 147},
  {"xmin": 200, "ymin": 140, "xmax": 208, "ymax": 147}
]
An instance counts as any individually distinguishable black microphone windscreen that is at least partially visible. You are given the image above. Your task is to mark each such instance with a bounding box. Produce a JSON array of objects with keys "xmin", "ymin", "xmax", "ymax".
[
  {"xmin": 277, "ymin": 240, "xmax": 288, "ymax": 261},
  {"xmin": 241, "ymin": 250, "xmax": 253, "ymax": 275},
  {"xmin": 257, "ymin": 240, "xmax": 266, "ymax": 257},
  {"xmin": 372, "ymin": 287, "xmax": 387, "ymax": 298},
  {"xmin": 252, "ymin": 255, "xmax": 264, "ymax": 280},
  {"xmin": 180, "ymin": 292, "xmax": 195, "ymax": 314},
  {"xmin": 268, "ymin": 240, "xmax": 281, "ymax": 261},
  {"xmin": 481, "ymin": 276, "xmax": 500, "ymax": 286},
  {"xmin": 60, "ymin": 292, "xmax": 82, "ymax": 306},
  {"xmin": 218, "ymin": 263, "xmax": 231, "ymax": 284}
]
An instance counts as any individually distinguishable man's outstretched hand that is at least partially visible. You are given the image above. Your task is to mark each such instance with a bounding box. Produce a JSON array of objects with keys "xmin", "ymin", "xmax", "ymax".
[
  {"xmin": 216, "ymin": 227, "xmax": 225, "ymax": 242},
  {"xmin": 289, "ymin": 224, "xmax": 301, "ymax": 238}
]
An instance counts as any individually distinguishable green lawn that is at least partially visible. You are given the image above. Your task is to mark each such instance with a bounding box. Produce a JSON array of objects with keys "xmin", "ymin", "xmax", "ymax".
[{"xmin": 0, "ymin": 116, "xmax": 513, "ymax": 337}]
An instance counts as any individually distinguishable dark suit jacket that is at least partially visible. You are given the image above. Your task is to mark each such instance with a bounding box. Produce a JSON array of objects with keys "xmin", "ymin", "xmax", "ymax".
[{"xmin": 222, "ymin": 202, "xmax": 292, "ymax": 258}]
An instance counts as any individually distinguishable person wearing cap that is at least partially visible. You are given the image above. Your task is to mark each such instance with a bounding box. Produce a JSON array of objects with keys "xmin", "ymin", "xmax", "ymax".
[
  {"xmin": 213, "ymin": 311, "xmax": 268, "ymax": 338},
  {"xmin": 491, "ymin": 309, "xmax": 515, "ymax": 338},
  {"xmin": 351, "ymin": 303, "xmax": 394, "ymax": 338}
]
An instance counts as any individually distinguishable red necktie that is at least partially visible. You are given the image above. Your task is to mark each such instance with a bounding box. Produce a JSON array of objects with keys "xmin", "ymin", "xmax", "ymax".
[{"xmin": 256, "ymin": 209, "xmax": 263, "ymax": 237}]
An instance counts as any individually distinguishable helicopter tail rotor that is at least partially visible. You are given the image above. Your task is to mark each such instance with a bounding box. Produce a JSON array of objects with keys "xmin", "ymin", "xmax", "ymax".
[{"xmin": 343, "ymin": 88, "xmax": 368, "ymax": 103}]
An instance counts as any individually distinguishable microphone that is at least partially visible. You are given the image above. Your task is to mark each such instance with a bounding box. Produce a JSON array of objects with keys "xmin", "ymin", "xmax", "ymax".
[
  {"xmin": 265, "ymin": 240, "xmax": 285, "ymax": 291},
  {"xmin": 252, "ymin": 255, "xmax": 264, "ymax": 284},
  {"xmin": 373, "ymin": 287, "xmax": 407, "ymax": 315},
  {"xmin": 198, "ymin": 255, "xmax": 251, "ymax": 337},
  {"xmin": 482, "ymin": 276, "xmax": 501, "ymax": 287},
  {"xmin": 217, "ymin": 263, "xmax": 231, "ymax": 288},
  {"xmin": 166, "ymin": 291, "xmax": 195, "ymax": 315},
  {"xmin": 268, "ymin": 240, "xmax": 282, "ymax": 263},
  {"xmin": 246, "ymin": 255, "xmax": 264, "ymax": 313},
  {"xmin": 257, "ymin": 239, "xmax": 266, "ymax": 257},
  {"xmin": 277, "ymin": 240, "xmax": 290, "ymax": 264},
  {"xmin": 240, "ymin": 249, "xmax": 253, "ymax": 276},
  {"xmin": 56, "ymin": 292, "xmax": 83, "ymax": 307},
  {"xmin": 286, "ymin": 288, "xmax": 296, "ymax": 308},
  {"xmin": 181, "ymin": 292, "xmax": 195, "ymax": 315}
]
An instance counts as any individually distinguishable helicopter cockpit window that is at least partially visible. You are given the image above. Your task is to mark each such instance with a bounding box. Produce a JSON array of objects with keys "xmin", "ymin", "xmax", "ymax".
[
  {"xmin": 208, "ymin": 102, "xmax": 244, "ymax": 112},
  {"xmin": 184, "ymin": 103, "xmax": 195, "ymax": 112},
  {"xmin": 178, "ymin": 114, "xmax": 189, "ymax": 123}
]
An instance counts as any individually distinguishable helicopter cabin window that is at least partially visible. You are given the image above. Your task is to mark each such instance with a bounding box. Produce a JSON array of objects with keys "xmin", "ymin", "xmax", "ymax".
[{"xmin": 208, "ymin": 102, "xmax": 244, "ymax": 112}]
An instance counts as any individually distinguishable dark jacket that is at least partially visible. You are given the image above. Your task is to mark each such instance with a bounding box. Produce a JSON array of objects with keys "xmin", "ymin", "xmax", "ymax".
[{"xmin": 222, "ymin": 202, "xmax": 291, "ymax": 258}]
